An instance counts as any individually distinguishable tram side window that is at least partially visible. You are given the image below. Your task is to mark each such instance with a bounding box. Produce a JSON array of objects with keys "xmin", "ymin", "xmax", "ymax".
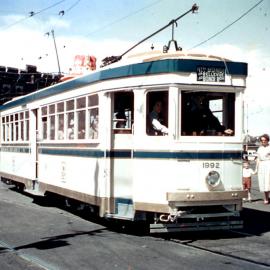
[
  {"xmin": 57, "ymin": 102, "xmax": 64, "ymax": 140},
  {"xmin": 76, "ymin": 97, "xmax": 86, "ymax": 140},
  {"xmin": 1, "ymin": 111, "xmax": 29, "ymax": 142},
  {"xmin": 112, "ymin": 92, "xmax": 134, "ymax": 134},
  {"xmin": 41, "ymin": 106, "xmax": 48, "ymax": 140},
  {"xmin": 49, "ymin": 104, "xmax": 56, "ymax": 140},
  {"xmin": 88, "ymin": 94, "xmax": 99, "ymax": 139},
  {"xmin": 66, "ymin": 99, "xmax": 75, "ymax": 139},
  {"xmin": 19, "ymin": 112, "xmax": 24, "ymax": 141},
  {"xmin": 15, "ymin": 114, "xmax": 19, "ymax": 141},
  {"xmin": 146, "ymin": 91, "xmax": 168, "ymax": 136},
  {"xmin": 6, "ymin": 116, "xmax": 10, "ymax": 141},
  {"xmin": 181, "ymin": 91, "xmax": 235, "ymax": 136},
  {"xmin": 39, "ymin": 94, "xmax": 99, "ymax": 141},
  {"xmin": 25, "ymin": 111, "xmax": 29, "ymax": 141},
  {"xmin": 10, "ymin": 115, "xmax": 14, "ymax": 141},
  {"xmin": 1, "ymin": 117, "xmax": 5, "ymax": 141}
]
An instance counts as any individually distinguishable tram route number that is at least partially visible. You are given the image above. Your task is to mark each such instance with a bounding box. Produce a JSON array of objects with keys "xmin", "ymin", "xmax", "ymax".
[{"xmin": 202, "ymin": 162, "xmax": 220, "ymax": 169}]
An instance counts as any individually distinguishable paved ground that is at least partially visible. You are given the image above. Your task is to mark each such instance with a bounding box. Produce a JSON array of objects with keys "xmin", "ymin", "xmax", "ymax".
[{"xmin": 0, "ymin": 166, "xmax": 270, "ymax": 270}]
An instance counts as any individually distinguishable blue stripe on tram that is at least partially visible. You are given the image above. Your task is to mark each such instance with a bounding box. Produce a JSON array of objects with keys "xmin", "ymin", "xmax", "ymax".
[{"xmin": 38, "ymin": 148, "xmax": 242, "ymax": 160}]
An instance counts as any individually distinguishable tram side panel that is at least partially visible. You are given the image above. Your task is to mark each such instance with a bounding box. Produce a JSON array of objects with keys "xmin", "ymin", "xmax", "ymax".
[
  {"xmin": 37, "ymin": 149, "xmax": 103, "ymax": 205},
  {"xmin": 0, "ymin": 109, "xmax": 36, "ymax": 187},
  {"xmin": 0, "ymin": 147, "xmax": 34, "ymax": 182}
]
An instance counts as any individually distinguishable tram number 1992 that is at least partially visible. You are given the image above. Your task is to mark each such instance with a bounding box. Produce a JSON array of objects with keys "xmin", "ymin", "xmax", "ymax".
[{"xmin": 202, "ymin": 162, "xmax": 220, "ymax": 169}]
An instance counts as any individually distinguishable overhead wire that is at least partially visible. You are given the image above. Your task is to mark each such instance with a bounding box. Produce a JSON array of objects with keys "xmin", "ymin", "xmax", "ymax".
[
  {"xmin": 85, "ymin": 0, "xmax": 164, "ymax": 37},
  {"xmin": 190, "ymin": 0, "xmax": 265, "ymax": 50},
  {"xmin": 1, "ymin": 0, "xmax": 66, "ymax": 31},
  {"xmin": 65, "ymin": 0, "xmax": 82, "ymax": 13}
]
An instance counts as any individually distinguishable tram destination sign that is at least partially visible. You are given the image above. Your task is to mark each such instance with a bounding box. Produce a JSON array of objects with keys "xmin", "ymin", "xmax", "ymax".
[{"xmin": 197, "ymin": 66, "xmax": 225, "ymax": 82}]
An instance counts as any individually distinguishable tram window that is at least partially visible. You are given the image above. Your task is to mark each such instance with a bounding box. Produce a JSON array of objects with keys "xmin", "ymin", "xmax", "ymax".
[
  {"xmin": 42, "ymin": 117, "xmax": 47, "ymax": 140},
  {"xmin": 1, "ymin": 117, "xmax": 5, "ymax": 141},
  {"xmin": 112, "ymin": 92, "xmax": 134, "ymax": 134},
  {"xmin": 49, "ymin": 104, "xmax": 55, "ymax": 114},
  {"xmin": 75, "ymin": 96, "xmax": 86, "ymax": 140},
  {"xmin": 66, "ymin": 99, "xmax": 74, "ymax": 111},
  {"xmin": 15, "ymin": 122, "xmax": 19, "ymax": 141},
  {"xmin": 41, "ymin": 106, "xmax": 48, "ymax": 140},
  {"xmin": 41, "ymin": 106, "xmax": 47, "ymax": 115},
  {"xmin": 88, "ymin": 94, "xmax": 99, "ymax": 139},
  {"xmin": 146, "ymin": 91, "xmax": 168, "ymax": 136},
  {"xmin": 20, "ymin": 118, "xmax": 24, "ymax": 141},
  {"xmin": 5, "ymin": 116, "xmax": 10, "ymax": 142},
  {"xmin": 5, "ymin": 116, "xmax": 9, "ymax": 141},
  {"xmin": 14, "ymin": 114, "xmax": 18, "ymax": 141},
  {"xmin": 76, "ymin": 97, "xmax": 86, "ymax": 109},
  {"xmin": 57, "ymin": 114, "xmax": 64, "ymax": 140},
  {"xmin": 11, "ymin": 122, "xmax": 14, "ymax": 141},
  {"xmin": 6, "ymin": 124, "xmax": 9, "ymax": 141},
  {"xmin": 77, "ymin": 110, "xmax": 86, "ymax": 139},
  {"xmin": 65, "ymin": 100, "xmax": 75, "ymax": 140},
  {"xmin": 181, "ymin": 91, "xmax": 235, "ymax": 136},
  {"xmin": 25, "ymin": 113, "xmax": 29, "ymax": 141},
  {"xmin": 57, "ymin": 102, "xmax": 64, "ymax": 113},
  {"xmin": 89, "ymin": 108, "xmax": 98, "ymax": 139},
  {"xmin": 67, "ymin": 112, "xmax": 74, "ymax": 139},
  {"xmin": 1, "ymin": 117, "xmax": 4, "ymax": 141},
  {"xmin": 19, "ymin": 112, "xmax": 24, "ymax": 141},
  {"xmin": 88, "ymin": 94, "xmax": 98, "ymax": 107},
  {"xmin": 2, "ymin": 124, "xmax": 5, "ymax": 141},
  {"xmin": 56, "ymin": 103, "xmax": 65, "ymax": 140},
  {"xmin": 49, "ymin": 115, "xmax": 55, "ymax": 140}
]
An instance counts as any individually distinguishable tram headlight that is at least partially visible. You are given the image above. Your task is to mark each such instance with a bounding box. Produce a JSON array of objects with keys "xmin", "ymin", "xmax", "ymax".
[{"xmin": 206, "ymin": 171, "xmax": 220, "ymax": 188}]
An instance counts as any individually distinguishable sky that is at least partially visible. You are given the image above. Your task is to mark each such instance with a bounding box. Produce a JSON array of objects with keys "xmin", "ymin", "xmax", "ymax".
[{"xmin": 0, "ymin": 0, "xmax": 269, "ymax": 136}]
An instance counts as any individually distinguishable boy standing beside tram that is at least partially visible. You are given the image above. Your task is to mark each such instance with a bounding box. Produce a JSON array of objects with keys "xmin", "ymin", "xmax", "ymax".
[{"xmin": 242, "ymin": 161, "xmax": 256, "ymax": 202}]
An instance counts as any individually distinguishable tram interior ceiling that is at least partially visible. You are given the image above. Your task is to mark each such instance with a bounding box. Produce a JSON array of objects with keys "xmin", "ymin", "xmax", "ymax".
[{"xmin": 0, "ymin": 65, "xmax": 61, "ymax": 105}]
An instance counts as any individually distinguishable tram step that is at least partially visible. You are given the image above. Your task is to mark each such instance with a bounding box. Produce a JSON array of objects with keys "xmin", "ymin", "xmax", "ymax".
[{"xmin": 24, "ymin": 188, "xmax": 44, "ymax": 196}]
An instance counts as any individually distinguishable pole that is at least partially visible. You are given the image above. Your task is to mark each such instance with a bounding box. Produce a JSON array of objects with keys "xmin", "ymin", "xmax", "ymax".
[
  {"xmin": 101, "ymin": 3, "xmax": 199, "ymax": 67},
  {"xmin": 51, "ymin": 29, "xmax": 61, "ymax": 75}
]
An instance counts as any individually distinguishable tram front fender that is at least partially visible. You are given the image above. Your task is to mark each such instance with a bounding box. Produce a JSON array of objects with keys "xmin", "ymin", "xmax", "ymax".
[{"xmin": 167, "ymin": 190, "xmax": 247, "ymax": 209}]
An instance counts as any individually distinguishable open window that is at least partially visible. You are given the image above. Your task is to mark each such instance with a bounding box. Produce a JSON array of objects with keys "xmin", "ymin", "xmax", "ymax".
[
  {"xmin": 146, "ymin": 91, "xmax": 168, "ymax": 136},
  {"xmin": 112, "ymin": 91, "xmax": 134, "ymax": 134},
  {"xmin": 181, "ymin": 91, "xmax": 235, "ymax": 136}
]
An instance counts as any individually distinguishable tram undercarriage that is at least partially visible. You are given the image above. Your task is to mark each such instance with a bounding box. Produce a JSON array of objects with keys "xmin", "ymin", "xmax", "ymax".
[
  {"xmin": 149, "ymin": 205, "xmax": 244, "ymax": 233},
  {"xmin": 148, "ymin": 191, "xmax": 247, "ymax": 233}
]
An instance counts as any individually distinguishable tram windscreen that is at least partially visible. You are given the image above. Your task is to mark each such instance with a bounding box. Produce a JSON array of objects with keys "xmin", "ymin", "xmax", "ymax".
[{"xmin": 181, "ymin": 91, "xmax": 235, "ymax": 136}]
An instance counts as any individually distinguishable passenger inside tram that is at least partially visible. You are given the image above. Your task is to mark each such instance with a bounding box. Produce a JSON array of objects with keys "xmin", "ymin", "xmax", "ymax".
[
  {"xmin": 89, "ymin": 113, "xmax": 98, "ymax": 139},
  {"xmin": 148, "ymin": 101, "xmax": 169, "ymax": 135},
  {"xmin": 146, "ymin": 91, "xmax": 169, "ymax": 136},
  {"xmin": 182, "ymin": 93, "xmax": 234, "ymax": 136}
]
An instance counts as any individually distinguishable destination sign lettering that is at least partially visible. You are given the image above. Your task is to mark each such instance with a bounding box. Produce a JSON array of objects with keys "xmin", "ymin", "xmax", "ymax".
[{"xmin": 197, "ymin": 66, "xmax": 225, "ymax": 82}]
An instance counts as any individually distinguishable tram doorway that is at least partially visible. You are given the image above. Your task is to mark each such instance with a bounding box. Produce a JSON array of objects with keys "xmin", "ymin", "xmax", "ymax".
[
  {"xmin": 110, "ymin": 91, "xmax": 134, "ymax": 218},
  {"xmin": 29, "ymin": 108, "xmax": 39, "ymax": 188}
]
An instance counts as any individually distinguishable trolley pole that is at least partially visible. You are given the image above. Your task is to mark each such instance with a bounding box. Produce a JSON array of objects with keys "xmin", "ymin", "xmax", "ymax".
[{"xmin": 51, "ymin": 29, "xmax": 61, "ymax": 75}]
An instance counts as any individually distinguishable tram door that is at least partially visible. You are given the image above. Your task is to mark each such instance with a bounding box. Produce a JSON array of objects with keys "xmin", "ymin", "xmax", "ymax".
[
  {"xmin": 110, "ymin": 91, "xmax": 134, "ymax": 217},
  {"xmin": 29, "ymin": 109, "xmax": 39, "ymax": 184}
]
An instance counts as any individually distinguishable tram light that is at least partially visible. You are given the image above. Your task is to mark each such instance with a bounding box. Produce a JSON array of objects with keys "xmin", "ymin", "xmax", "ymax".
[{"xmin": 206, "ymin": 171, "xmax": 220, "ymax": 188}]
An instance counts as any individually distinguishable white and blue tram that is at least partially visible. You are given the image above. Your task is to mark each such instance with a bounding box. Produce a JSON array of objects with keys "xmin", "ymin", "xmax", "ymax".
[{"xmin": 0, "ymin": 51, "xmax": 248, "ymax": 232}]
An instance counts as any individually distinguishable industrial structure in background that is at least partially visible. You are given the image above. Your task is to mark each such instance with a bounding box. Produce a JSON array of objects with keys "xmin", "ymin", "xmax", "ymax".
[
  {"xmin": 0, "ymin": 54, "xmax": 97, "ymax": 106},
  {"xmin": 0, "ymin": 65, "xmax": 61, "ymax": 106}
]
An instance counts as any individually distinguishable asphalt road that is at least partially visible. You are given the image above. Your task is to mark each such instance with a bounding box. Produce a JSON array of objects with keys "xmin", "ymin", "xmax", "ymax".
[{"xmin": 0, "ymin": 177, "xmax": 270, "ymax": 270}]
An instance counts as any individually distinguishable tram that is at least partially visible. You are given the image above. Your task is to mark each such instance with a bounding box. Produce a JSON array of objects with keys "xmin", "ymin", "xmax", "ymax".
[
  {"xmin": 0, "ymin": 49, "xmax": 248, "ymax": 232},
  {"xmin": 0, "ymin": 5, "xmax": 248, "ymax": 233}
]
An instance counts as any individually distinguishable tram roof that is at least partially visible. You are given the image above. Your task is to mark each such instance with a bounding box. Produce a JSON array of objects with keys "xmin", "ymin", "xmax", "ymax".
[{"xmin": 0, "ymin": 52, "xmax": 247, "ymax": 112}]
